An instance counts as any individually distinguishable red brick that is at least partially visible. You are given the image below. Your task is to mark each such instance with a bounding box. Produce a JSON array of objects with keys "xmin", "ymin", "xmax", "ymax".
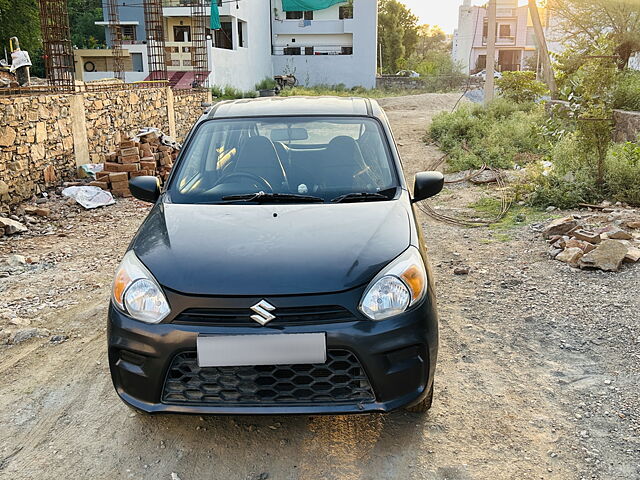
[
  {"xmin": 119, "ymin": 154, "xmax": 140, "ymax": 164},
  {"xmin": 119, "ymin": 141, "xmax": 136, "ymax": 149},
  {"xmin": 119, "ymin": 146, "xmax": 140, "ymax": 157},
  {"xmin": 96, "ymin": 171, "xmax": 110, "ymax": 180},
  {"xmin": 109, "ymin": 172, "xmax": 129, "ymax": 183},
  {"xmin": 89, "ymin": 181, "xmax": 109, "ymax": 190},
  {"xmin": 104, "ymin": 162, "xmax": 121, "ymax": 172},
  {"xmin": 140, "ymin": 161, "xmax": 156, "ymax": 170}
]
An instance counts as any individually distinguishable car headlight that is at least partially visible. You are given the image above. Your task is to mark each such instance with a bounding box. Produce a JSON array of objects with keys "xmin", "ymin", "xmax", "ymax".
[
  {"xmin": 112, "ymin": 250, "xmax": 170, "ymax": 324},
  {"xmin": 359, "ymin": 247, "xmax": 427, "ymax": 320}
]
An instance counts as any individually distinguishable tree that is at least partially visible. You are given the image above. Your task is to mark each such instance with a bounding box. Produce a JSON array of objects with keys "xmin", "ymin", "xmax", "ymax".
[
  {"xmin": 0, "ymin": 0, "xmax": 40, "ymax": 61},
  {"xmin": 415, "ymin": 25, "xmax": 450, "ymax": 58},
  {"xmin": 548, "ymin": 0, "xmax": 640, "ymax": 69},
  {"xmin": 69, "ymin": 0, "xmax": 105, "ymax": 49},
  {"xmin": 378, "ymin": 0, "xmax": 419, "ymax": 73}
]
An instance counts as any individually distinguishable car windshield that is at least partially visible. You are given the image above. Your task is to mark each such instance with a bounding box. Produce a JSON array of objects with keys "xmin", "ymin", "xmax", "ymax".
[{"xmin": 167, "ymin": 116, "xmax": 399, "ymax": 204}]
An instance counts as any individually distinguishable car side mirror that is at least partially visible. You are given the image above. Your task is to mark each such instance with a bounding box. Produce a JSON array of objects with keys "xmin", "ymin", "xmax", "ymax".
[
  {"xmin": 129, "ymin": 176, "xmax": 161, "ymax": 203},
  {"xmin": 412, "ymin": 171, "xmax": 444, "ymax": 203}
]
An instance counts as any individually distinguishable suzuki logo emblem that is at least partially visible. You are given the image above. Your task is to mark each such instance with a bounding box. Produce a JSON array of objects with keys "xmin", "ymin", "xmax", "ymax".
[{"xmin": 250, "ymin": 300, "xmax": 276, "ymax": 325}]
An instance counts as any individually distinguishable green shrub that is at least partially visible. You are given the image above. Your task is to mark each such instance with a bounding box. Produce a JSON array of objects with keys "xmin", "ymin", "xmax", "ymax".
[
  {"xmin": 613, "ymin": 71, "xmax": 640, "ymax": 112},
  {"xmin": 210, "ymin": 85, "xmax": 257, "ymax": 100},
  {"xmin": 255, "ymin": 77, "xmax": 277, "ymax": 91},
  {"xmin": 429, "ymin": 99, "xmax": 547, "ymax": 171},
  {"xmin": 605, "ymin": 141, "xmax": 640, "ymax": 205},
  {"xmin": 496, "ymin": 71, "xmax": 549, "ymax": 103}
]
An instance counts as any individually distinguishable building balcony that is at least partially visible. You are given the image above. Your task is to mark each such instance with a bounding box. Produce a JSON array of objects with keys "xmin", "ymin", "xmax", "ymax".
[
  {"xmin": 482, "ymin": 36, "xmax": 517, "ymax": 46},
  {"xmin": 162, "ymin": 0, "xmax": 211, "ymax": 6},
  {"xmin": 272, "ymin": 19, "xmax": 346, "ymax": 36},
  {"xmin": 272, "ymin": 45, "xmax": 353, "ymax": 56}
]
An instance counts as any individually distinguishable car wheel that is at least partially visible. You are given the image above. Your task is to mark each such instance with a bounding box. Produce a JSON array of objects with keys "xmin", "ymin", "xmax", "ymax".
[{"xmin": 405, "ymin": 382, "xmax": 434, "ymax": 413}]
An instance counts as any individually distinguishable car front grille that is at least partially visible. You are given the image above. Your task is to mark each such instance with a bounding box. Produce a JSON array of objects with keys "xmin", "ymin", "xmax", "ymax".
[
  {"xmin": 162, "ymin": 349, "xmax": 375, "ymax": 407},
  {"xmin": 173, "ymin": 305, "xmax": 354, "ymax": 326}
]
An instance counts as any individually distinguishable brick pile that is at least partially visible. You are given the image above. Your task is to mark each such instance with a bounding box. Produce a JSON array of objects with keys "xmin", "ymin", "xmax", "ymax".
[{"xmin": 90, "ymin": 132, "xmax": 179, "ymax": 197}]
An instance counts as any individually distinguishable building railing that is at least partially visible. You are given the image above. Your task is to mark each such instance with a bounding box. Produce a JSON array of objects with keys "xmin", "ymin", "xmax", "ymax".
[
  {"xmin": 162, "ymin": 0, "xmax": 212, "ymax": 6},
  {"xmin": 272, "ymin": 45, "xmax": 353, "ymax": 56},
  {"xmin": 482, "ymin": 36, "xmax": 517, "ymax": 45}
]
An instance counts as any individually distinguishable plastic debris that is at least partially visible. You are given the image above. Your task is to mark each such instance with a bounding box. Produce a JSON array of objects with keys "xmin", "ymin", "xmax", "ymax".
[{"xmin": 61, "ymin": 186, "xmax": 115, "ymax": 209}]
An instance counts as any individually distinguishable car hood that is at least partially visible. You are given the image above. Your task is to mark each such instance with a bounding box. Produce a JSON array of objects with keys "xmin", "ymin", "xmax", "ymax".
[{"xmin": 132, "ymin": 200, "xmax": 411, "ymax": 296}]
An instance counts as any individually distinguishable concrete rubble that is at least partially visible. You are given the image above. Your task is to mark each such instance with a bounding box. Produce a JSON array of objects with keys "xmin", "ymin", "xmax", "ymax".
[{"xmin": 544, "ymin": 203, "xmax": 640, "ymax": 272}]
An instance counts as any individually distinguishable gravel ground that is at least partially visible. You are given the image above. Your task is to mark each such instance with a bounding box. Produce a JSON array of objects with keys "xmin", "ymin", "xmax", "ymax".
[{"xmin": 0, "ymin": 93, "xmax": 638, "ymax": 480}]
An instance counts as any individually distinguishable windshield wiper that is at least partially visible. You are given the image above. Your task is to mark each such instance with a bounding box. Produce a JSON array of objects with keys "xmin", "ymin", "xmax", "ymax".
[
  {"xmin": 222, "ymin": 192, "xmax": 324, "ymax": 203},
  {"xmin": 331, "ymin": 192, "xmax": 391, "ymax": 203}
]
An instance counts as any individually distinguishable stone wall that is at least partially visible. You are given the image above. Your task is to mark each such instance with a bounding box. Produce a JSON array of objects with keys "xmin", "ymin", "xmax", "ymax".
[
  {"xmin": 0, "ymin": 94, "xmax": 76, "ymax": 205},
  {"xmin": 0, "ymin": 87, "xmax": 211, "ymax": 207},
  {"xmin": 376, "ymin": 76, "xmax": 425, "ymax": 90},
  {"xmin": 547, "ymin": 100, "xmax": 640, "ymax": 144},
  {"xmin": 84, "ymin": 88, "xmax": 170, "ymax": 164},
  {"xmin": 173, "ymin": 90, "xmax": 209, "ymax": 142},
  {"xmin": 613, "ymin": 109, "xmax": 640, "ymax": 143}
]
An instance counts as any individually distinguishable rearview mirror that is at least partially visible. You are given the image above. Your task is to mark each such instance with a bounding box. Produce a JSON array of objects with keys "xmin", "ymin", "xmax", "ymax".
[
  {"xmin": 270, "ymin": 128, "xmax": 309, "ymax": 142},
  {"xmin": 412, "ymin": 171, "xmax": 444, "ymax": 203},
  {"xmin": 129, "ymin": 176, "xmax": 161, "ymax": 203}
]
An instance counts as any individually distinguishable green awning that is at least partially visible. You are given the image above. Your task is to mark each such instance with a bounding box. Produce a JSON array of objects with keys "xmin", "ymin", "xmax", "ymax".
[
  {"xmin": 210, "ymin": 2, "xmax": 221, "ymax": 30},
  {"xmin": 281, "ymin": 0, "xmax": 347, "ymax": 11}
]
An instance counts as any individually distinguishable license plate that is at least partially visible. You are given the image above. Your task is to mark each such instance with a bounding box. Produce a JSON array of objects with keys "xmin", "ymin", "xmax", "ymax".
[{"xmin": 197, "ymin": 333, "xmax": 327, "ymax": 367}]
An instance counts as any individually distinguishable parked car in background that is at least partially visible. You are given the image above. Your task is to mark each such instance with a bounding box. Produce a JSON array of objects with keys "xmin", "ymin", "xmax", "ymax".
[
  {"xmin": 396, "ymin": 70, "xmax": 420, "ymax": 78},
  {"xmin": 471, "ymin": 69, "xmax": 503, "ymax": 81},
  {"xmin": 108, "ymin": 96, "xmax": 443, "ymax": 415}
]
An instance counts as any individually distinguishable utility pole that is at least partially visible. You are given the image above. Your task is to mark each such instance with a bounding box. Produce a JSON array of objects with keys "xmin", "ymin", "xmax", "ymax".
[
  {"xmin": 528, "ymin": 0, "xmax": 557, "ymax": 97},
  {"xmin": 484, "ymin": 0, "xmax": 497, "ymax": 104}
]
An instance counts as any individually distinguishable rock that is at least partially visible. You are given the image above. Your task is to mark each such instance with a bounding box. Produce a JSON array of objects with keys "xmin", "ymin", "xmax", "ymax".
[
  {"xmin": 0, "ymin": 216, "xmax": 27, "ymax": 235},
  {"xmin": 571, "ymin": 229, "xmax": 601, "ymax": 244},
  {"xmin": 0, "ymin": 180, "xmax": 8, "ymax": 196},
  {"xmin": 626, "ymin": 221, "xmax": 640, "ymax": 230},
  {"xmin": 0, "ymin": 125, "xmax": 16, "ymax": 147},
  {"xmin": 26, "ymin": 256, "xmax": 40, "ymax": 264},
  {"xmin": 546, "ymin": 206, "xmax": 557, "ymax": 212},
  {"xmin": 9, "ymin": 317, "xmax": 31, "ymax": 327},
  {"xmin": 579, "ymin": 240, "xmax": 629, "ymax": 272},
  {"xmin": 454, "ymin": 266, "xmax": 470, "ymax": 275},
  {"xmin": 549, "ymin": 247, "xmax": 563, "ymax": 259},
  {"xmin": 11, "ymin": 328, "xmax": 49, "ymax": 345},
  {"xmin": 50, "ymin": 335, "xmax": 68, "ymax": 344},
  {"xmin": 605, "ymin": 226, "xmax": 632, "ymax": 240},
  {"xmin": 6, "ymin": 254, "xmax": 27, "ymax": 268},
  {"xmin": 624, "ymin": 247, "xmax": 640, "ymax": 263},
  {"xmin": 556, "ymin": 247, "xmax": 584, "ymax": 266},
  {"xmin": 24, "ymin": 206, "xmax": 50, "ymax": 217},
  {"xmin": 565, "ymin": 238, "xmax": 596, "ymax": 254},
  {"xmin": 543, "ymin": 217, "xmax": 578, "ymax": 239}
]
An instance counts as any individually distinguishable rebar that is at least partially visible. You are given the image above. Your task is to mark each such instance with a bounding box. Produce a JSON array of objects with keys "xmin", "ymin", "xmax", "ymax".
[
  {"xmin": 106, "ymin": 0, "xmax": 125, "ymax": 81},
  {"xmin": 190, "ymin": 0, "xmax": 209, "ymax": 87},
  {"xmin": 143, "ymin": 0, "xmax": 168, "ymax": 81},
  {"xmin": 38, "ymin": 0, "xmax": 75, "ymax": 89}
]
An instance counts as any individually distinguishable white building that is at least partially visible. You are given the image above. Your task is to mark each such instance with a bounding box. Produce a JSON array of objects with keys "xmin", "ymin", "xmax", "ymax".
[
  {"xmin": 270, "ymin": 0, "xmax": 378, "ymax": 88},
  {"xmin": 75, "ymin": 0, "xmax": 377, "ymax": 90},
  {"xmin": 452, "ymin": 0, "xmax": 559, "ymax": 75}
]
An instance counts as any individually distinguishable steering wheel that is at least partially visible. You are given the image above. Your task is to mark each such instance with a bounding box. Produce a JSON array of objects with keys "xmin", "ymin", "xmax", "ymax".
[{"xmin": 214, "ymin": 172, "xmax": 273, "ymax": 192}]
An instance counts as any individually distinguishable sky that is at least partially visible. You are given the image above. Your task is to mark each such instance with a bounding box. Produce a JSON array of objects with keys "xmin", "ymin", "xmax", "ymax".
[{"xmin": 400, "ymin": 1, "xmax": 528, "ymax": 34}]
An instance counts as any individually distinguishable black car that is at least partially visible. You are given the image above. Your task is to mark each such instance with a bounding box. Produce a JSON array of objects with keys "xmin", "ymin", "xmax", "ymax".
[{"xmin": 108, "ymin": 96, "xmax": 443, "ymax": 415}]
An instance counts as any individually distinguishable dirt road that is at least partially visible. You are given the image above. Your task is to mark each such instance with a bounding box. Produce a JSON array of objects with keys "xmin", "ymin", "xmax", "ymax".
[{"xmin": 1, "ymin": 94, "xmax": 638, "ymax": 480}]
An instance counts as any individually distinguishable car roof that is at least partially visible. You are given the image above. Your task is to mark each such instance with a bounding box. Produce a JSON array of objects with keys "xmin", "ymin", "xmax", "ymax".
[{"xmin": 207, "ymin": 96, "xmax": 383, "ymax": 119}]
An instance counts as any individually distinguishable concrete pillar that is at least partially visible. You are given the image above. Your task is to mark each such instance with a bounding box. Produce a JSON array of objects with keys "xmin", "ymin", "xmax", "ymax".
[
  {"xmin": 70, "ymin": 94, "xmax": 90, "ymax": 166},
  {"xmin": 166, "ymin": 87, "xmax": 177, "ymax": 138}
]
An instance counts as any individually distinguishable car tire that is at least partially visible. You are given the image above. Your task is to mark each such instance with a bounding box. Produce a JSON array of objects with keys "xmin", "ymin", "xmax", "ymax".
[{"xmin": 405, "ymin": 382, "xmax": 434, "ymax": 413}]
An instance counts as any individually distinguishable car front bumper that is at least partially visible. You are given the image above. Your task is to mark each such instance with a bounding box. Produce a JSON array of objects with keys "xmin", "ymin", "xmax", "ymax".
[{"xmin": 107, "ymin": 287, "xmax": 438, "ymax": 415}]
